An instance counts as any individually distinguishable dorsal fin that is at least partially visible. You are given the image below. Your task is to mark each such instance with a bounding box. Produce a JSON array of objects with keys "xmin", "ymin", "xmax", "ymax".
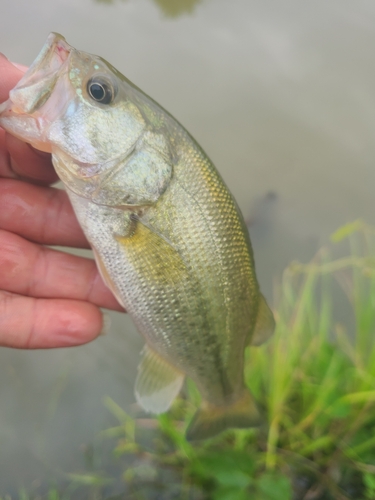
[{"xmin": 251, "ymin": 293, "xmax": 275, "ymax": 346}]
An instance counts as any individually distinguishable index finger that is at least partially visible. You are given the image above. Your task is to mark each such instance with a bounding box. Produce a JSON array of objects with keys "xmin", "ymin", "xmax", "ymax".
[{"xmin": 0, "ymin": 54, "xmax": 58, "ymax": 184}]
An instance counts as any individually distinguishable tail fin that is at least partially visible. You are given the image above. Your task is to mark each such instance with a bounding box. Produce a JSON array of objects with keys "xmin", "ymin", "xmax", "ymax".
[{"xmin": 185, "ymin": 389, "xmax": 262, "ymax": 441}]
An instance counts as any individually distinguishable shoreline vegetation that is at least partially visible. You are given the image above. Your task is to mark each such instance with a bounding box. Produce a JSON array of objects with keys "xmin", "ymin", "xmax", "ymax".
[{"xmin": 4, "ymin": 220, "xmax": 375, "ymax": 500}]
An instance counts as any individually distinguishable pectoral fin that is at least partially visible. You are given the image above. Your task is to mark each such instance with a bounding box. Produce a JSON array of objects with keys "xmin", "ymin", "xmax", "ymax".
[
  {"xmin": 251, "ymin": 293, "xmax": 275, "ymax": 346},
  {"xmin": 115, "ymin": 217, "xmax": 188, "ymax": 286},
  {"xmin": 135, "ymin": 345, "xmax": 185, "ymax": 414}
]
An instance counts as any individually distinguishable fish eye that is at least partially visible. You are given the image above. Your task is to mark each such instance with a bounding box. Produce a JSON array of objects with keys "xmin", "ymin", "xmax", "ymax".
[{"xmin": 87, "ymin": 77, "xmax": 115, "ymax": 104}]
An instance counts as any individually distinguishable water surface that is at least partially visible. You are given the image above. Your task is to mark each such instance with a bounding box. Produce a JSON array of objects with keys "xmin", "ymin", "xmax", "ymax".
[{"xmin": 1, "ymin": 0, "xmax": 374, "ymax": 493}]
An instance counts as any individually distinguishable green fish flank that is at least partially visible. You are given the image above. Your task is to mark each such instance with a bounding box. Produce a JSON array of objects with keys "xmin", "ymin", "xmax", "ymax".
[{"xmin": 0, "ymin": 33, "xmax": 275, "ymax": 440}]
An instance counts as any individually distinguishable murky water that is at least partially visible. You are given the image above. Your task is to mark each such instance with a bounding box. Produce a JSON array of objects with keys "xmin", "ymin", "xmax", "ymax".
[{"xmin": 1, "ymin": 0, "xmax": 375, "ymax": 493}]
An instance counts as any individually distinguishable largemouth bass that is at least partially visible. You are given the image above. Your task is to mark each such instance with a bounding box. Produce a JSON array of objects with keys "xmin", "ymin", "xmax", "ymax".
[{"xmin": 0, "ymin": 33, "xmax": 275, "ymax": 440}]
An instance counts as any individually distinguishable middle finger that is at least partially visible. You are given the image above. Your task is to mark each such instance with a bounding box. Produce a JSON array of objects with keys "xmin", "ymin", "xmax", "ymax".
[
  {"xmin": 0, "ymin": 179, "xmax": 88, "ymax": 248},
  {"xmin": 0, "ymin": 229, "xmax": 123, "ymax": 312}
]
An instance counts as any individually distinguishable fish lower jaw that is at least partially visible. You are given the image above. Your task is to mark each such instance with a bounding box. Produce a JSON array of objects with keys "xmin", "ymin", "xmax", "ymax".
[
  {"xmin": 0, "ymin": 112, "xmax": 52, "ymax": 153},
  {"xmin": 0, "ymin": 100, "xmax": 10, "ymax": 115}
]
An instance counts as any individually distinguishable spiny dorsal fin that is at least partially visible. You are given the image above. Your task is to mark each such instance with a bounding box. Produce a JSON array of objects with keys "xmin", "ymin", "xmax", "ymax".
[
  {"xmin": 135, "ymin": 345, "xmax": 185, "ymax": 414},
  {"xmin": 251, "ymin": 293, "xmax": 275, "ymax": 346}
]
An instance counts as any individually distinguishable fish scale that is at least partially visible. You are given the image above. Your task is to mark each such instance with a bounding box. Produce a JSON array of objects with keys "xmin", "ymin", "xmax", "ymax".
[{"xmin": 0, "ymin": 32, "xmax": 275, "ymax": 440}]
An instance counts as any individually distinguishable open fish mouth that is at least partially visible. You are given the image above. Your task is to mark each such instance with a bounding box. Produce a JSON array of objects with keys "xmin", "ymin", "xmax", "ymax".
[
  {"xmin": 0, "ymin": 33, "xmax": 73, "ymax": 152},
  {"xmin": 4, "ymin": 32, "xmax": 72, "ymax": 113}
]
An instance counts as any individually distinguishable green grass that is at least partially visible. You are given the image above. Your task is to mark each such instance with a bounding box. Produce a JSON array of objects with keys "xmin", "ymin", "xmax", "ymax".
[{"xmin": 4, "ymin": 220, "xmax": 375, "ymax": 499}]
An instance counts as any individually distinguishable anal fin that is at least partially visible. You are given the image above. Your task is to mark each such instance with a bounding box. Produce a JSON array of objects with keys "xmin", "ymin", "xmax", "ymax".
[
  {"xmin": 135, "ymin": 345, "xmax": 185, "ymax": 414},
  {"xmin": 251, "ymin": 293, "xmax": 275, "ymax": 346}
]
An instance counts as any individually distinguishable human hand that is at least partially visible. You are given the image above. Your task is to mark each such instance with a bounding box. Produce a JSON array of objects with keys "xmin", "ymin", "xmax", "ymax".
[{"xmin": 0, "ymin": 54, "xmax": 123, "ymax": 349}]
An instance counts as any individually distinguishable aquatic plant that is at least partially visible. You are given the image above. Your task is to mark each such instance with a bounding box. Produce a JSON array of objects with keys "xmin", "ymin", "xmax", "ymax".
[
  {"xmin": 4, "ymin": 221, "xmax": 375, "ymax": 499},
  {"xmin": 94, "ymin": 0, "xmax": 202, "ymax": 18}
]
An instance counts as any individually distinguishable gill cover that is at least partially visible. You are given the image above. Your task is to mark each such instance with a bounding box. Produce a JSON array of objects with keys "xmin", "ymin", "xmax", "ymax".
[{"xmin": 0, "ymin": 32, "xmax": 174, "ymax": 207}]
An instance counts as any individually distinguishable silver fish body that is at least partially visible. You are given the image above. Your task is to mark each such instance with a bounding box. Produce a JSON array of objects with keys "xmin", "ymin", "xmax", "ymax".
[{"xmin": 0, "ymin": 33, "xmax": 275, "ymax": 440}]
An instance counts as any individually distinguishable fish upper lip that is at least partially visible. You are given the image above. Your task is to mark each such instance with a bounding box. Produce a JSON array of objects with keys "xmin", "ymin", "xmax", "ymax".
[{"xmin": 54, "ymin": 37, "xmax": 71, "ymax": 63}]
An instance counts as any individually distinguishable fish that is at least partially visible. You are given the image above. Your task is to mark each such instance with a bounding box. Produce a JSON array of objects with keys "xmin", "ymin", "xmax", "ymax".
[{"xmin": 0, "ymin": 33, "xmax": 275, "ymax": 440}]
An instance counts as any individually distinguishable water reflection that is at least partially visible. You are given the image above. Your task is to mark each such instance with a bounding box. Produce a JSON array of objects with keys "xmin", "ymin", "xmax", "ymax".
[
  {"xmin": 152, "ymin": 0, "xmax": 201, "ymax": 17},
  {"xmin": 95, "ymin": 0, "xmax": 202, "ymax": 17}
]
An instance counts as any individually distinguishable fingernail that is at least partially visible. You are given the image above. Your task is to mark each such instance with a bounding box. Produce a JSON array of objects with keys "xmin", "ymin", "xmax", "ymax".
[
  {"xmin": 0, "ymin": 54, "xmax": 27, "ymax": 72},
  {"xmin": 99, "ymin": 312, "xmax": 111, "ymax": 336},
  {"xmin": 10, "ymin": 62, "xmax": 28, "ymax": 72},
  {"xmin": 29, "ymin": 144, "xmax": 51, "ymax": 159}
]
